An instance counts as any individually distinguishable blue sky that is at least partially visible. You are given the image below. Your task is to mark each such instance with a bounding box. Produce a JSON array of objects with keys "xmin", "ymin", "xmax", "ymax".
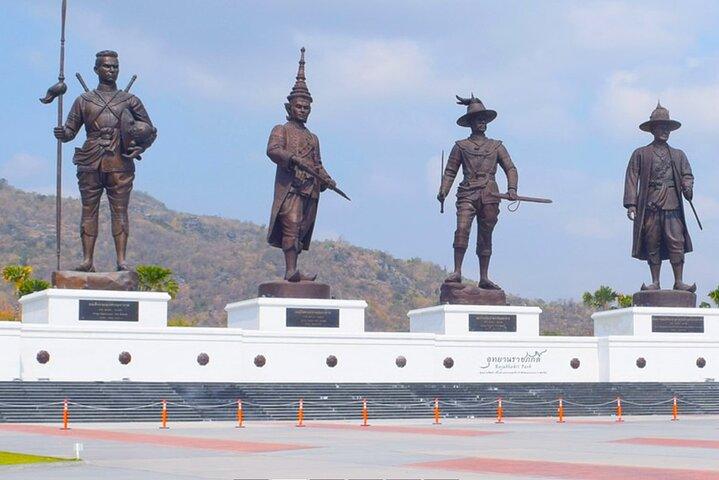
[{"xmin": 2, "ymin": 0, "xmax": 719, "ymax": 301}]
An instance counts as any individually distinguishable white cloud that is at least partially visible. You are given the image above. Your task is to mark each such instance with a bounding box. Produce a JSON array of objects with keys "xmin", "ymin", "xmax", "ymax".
[
  {"xmin": 597, "ymin": 67, "xmax": 719, "ymax": 139},
  {"xmin": 567, "ymin": 2, "xmax": 690, "ymax": 51}
]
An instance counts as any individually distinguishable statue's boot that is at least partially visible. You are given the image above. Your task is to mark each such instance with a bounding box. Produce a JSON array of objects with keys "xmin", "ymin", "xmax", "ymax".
[
  {"xmin": 673, "ymin": 281, "xmax": 697, "ymax": 293},
  {"xmin": 444, "ymin": 271, "xmax": 462, "ymax": 283},
  {"xmin": 114, "ymin": 232, "xmax": 129, "ymax": 272},
  {"xmin": 478, "ymin": 278, "xmax": 502, "ymax": 290},
  {"xmin": 640, "ymin": 282, "xmax": 660, "ymax": 291},
  {"xmin": 671, "ymin": 261, "xmax": 696, "ymax": 292},
  {"xmin": 284, "ymin": 269, "xmax": 317, "ymax": 282},
  {"xmin": 75, "ymin": 234, "xmax": 96, "ymax": 272},
  {"xmin": 75, "ymin": 261, "xmax": 95, "ymax": 273}
]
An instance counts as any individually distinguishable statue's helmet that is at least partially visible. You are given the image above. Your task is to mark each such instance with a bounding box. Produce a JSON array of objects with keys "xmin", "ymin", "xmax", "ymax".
[{"xmin": 120, "ymin": 108, "xmax": 157, "ymax": 153}]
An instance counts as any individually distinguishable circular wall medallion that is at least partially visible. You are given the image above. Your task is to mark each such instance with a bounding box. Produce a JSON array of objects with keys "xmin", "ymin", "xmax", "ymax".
[
  {"xmin": 118, "ymin": 351, "xmax": 132, "ymax": 365},
  {"xmin": 570, "ymin": 358, "xmax": 580, "ymax": 369},
  {"xmin": 254, "ymin": 354, "xmax": 266, "ymax": 367},
  {"xmin": 635, "ymin": 357, "xmax": 646, "ymax": 368},
  {"xmin": 395, "ymin": 356, "xmax": 407, "ymax": 368},
  {"xmin": 197, "ymin": 353, "xmax": 209, "ymax": 366},
  {"xmin": 443, "ymin": 357, "xmax": 454, "ymax": 369},
  {"xmin": 326, "ymin": 355, "xmax": 338, "ymax": 367},
  {"xmin": 36, "ymin": 350, "xmax": 50, "ymax": 364},
  {"xmin": 697, "ymin": 357, "xmax": 706, "ymax": 368}
]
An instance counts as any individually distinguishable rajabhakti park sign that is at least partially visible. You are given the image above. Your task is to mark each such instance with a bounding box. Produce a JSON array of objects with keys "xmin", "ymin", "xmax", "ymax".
[{"xmin": 480, "ymin": 350, "xmax": 548, "ymax": 375}]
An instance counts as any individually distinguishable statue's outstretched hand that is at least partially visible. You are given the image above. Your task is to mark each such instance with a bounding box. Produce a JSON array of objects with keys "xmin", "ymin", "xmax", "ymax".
[
  {"xmin": 627, "ymin": 206, "xmax": 636, "ymax": 221},
  {"xmin": 507, "ymin": 188, "xmax": 519, "ymax": 201},
  {"xmin": 437, "ymin": 191, "xmax": 446, "ymax": 203}
]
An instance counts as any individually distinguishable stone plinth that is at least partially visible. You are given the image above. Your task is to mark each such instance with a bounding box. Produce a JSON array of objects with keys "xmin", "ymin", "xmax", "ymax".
[
  {"xmin": 225, "ymin": 297, "xmax": 367, "ymax": 333},
  {"xmin": 258, "ymin": 281, "xmax": 330, "ymax": 299},
  {"xmin": 632, "ymin": 290, "xmax": 696, "ymax": 308},
  {"xmin": 52, "ymin": 271, "xmax": 139, "ymax": 291},
  {"xmin": 19, "ymin": 289, "xmax": 170, "ymax": 328},
  {"xmin": 408, "ymin": 304, "xmax": 541, "ymax": 336},
  {"xmin": 592, "ymin": 306, "xmax": 719, "ymax": 337},
  {"xmin": 440, "ymin": 282, "xmax": 507, "ymax": 305}
]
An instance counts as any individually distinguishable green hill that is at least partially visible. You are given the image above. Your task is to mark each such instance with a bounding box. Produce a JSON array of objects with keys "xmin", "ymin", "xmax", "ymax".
[{"xmin": 0, "ymin": 179, "xmax": 594, "ymax": 334}]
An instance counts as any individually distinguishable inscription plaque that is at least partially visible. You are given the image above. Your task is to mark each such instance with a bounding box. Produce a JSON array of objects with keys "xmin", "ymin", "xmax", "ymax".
[
  {"xmin": 286, "ymin": 308, "xmax": 339, "ymax": 328},
  {"xmin": 651, "ymin": 315, "xmax": 704, "ymax": 333},
  {"xmin": 469, "ymin": 314, "xmax": 517, "ymax": 332},
  {"xmin": 79, "ymin": 300, "xmax": 139, "ymax": 322}
]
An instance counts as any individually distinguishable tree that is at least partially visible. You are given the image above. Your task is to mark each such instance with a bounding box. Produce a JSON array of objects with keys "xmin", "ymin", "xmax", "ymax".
[
  {"xmin": 699, "ymin": 301, "xmax": 711, "ymax": 308},
  {"xmin": 616, "ymin": 294, "xmax": 633, "ymax": 308},
  {"xmin": 136, "ymin": 265, "xmax": 179, "ymax": 299},
  {"xmin": 2, "ymin": 265, "xmax": 49, "ymax": 298},
  {"xmin": 582, "ymin": 285, "xmax": 618, "ymax": 310},
  {"xmin": 708, "ymin": 286, "xmax": 719, "ymax": 307}
]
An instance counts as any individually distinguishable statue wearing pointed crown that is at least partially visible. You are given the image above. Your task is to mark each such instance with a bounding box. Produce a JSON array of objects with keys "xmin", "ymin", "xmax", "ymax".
[
  {"xmin": 264, "ymin": 48, "xmax": 337, "ymax": 293},
  {"xmin": 624, "ymin": 102, "xmax": 698, "ymax": 305}
]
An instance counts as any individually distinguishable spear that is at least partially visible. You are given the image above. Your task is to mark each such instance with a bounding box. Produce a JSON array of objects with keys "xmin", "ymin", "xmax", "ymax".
[
  {"xmin": 440, "ymin": 150, "xmax": 445, "ymax": 213},
  {"xmin": 39, "ymin": 0, "xmax": 68, "ymax": 272}
]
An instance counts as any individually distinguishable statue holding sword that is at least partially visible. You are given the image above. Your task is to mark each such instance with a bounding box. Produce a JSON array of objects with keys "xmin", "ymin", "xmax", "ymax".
[
  {"xmin": 437, "ymin": 94, "xmax": 550, "ymax": 304},
  {"xmin": 624, "ymin": 102, "xmax": 701, "ymax": 304},
  {"xmin": 265, "ymin": 48, "xmax": 349, "ymax": 285}
]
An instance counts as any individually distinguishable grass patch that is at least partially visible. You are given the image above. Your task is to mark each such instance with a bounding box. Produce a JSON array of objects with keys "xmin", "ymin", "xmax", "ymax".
[{"xmin": 0, "ymin": 451, "xmax": 72, "ymax": 466}]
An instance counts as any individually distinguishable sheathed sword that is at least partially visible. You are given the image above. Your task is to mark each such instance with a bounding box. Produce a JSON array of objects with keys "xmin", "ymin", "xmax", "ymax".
[
  {"xmin": 490, "ymin": 193, "xmax": 553, "ymax": 203},
  {"xmin": 294, "ymin": 161, "xmax": 351, "ymax": 201}
]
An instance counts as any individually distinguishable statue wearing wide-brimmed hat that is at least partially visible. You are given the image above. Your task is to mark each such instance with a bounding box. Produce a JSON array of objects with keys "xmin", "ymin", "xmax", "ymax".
[
  {"xmin": 624, "ymin": 102, "xmax": 698, "ymax": 305},
  {"xmin": 436, "ymin": 95, "xmax": 519, "ymax": 304}
]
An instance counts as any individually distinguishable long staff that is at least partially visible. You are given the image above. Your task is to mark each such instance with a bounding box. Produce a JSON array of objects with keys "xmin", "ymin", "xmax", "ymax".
[{"xmin": 39, "ymin": 0, "xmax": 68, "ymax": 271}]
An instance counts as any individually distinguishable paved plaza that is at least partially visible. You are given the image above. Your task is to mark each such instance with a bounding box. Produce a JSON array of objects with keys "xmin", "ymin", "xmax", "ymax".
[{"xmin": 1, "ymin": 415, "xmax": 719, "ymax": 479}]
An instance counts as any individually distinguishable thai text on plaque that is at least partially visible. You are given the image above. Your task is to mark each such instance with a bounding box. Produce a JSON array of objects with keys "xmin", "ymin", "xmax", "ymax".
[
  {"xmin": 79, "ymin": 300, "xmax": 139, "ymax": 322},
  {"xmin": 286, "ymin": 308, "xmax": 339, "ymax": 328},
  {"xmin": 651, "ymin": 315, "xmax": 704, "ymax": 333},
  {"xmin": 469, "ymin": 314, "xmax": 517, "ymax": 332}
]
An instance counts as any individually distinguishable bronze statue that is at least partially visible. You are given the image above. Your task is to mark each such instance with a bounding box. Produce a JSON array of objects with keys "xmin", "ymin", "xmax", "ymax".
[
  {"xmin": 53, "ymin": 50, "xmax": 156, "ymax": 272},
  {"xmin": 265, "ymin": 48, "xmax": 342, "ymax": 284},
  {"xmin": 436, "ymin": 95, "xmax": 518, "ymax": 303},
  {"xmin": 624, "ymin": 102, "xmax": 698, "ymax": 297}
]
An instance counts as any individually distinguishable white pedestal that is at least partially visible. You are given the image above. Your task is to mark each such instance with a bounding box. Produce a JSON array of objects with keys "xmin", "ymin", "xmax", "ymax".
[
  {"xmin": 408, "ymin": 304, "xmax": 541, "ymax": 336},
  {"xmin": 19, "ymin": 289, "xmax": 170, "ymax": 328},
  {"xmin": 592, "ymin": 306, "xmax": 719, "ymax": 338},
  {"xmin": 225, "ymin": 297, "xmax": 368, "ymax": 333}
]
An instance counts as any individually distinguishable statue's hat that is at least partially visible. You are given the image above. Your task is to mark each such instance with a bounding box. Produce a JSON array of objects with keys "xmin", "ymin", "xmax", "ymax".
[
  {"xmin": 639, "ymin": 101, "xmax": 681, "ymax": 132},
  {"xmin": 287, "ymin": 47, "xmax": 312, "ymax": 102},
  {"xmin": 455, "ymin": 94, "xmax": 497, "ymax": 127}
]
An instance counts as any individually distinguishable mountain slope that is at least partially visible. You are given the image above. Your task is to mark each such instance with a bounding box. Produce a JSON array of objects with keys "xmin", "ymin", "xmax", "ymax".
[{"xmin": 0, "ymin": 179, "xmax": 594, "ymax": 334}]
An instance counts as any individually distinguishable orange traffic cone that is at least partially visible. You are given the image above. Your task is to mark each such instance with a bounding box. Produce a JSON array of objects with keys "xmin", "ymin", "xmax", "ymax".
[
  {"xmin": 296, "ymin": 398, "xmax": 305, "ymax": 427},
  {"xmin": 557, "ymin": 398, "xmax": 565, "ymax": 424},
  {"xmin": 61, "ymin": 399, "xmax": 69, "ymax": 430},
  {"xmin": 236, "ymin": 399, "xmax": 245, "ymax": 428},
  {"xmin": 433, "ymin": 398, "xmax": 441, "ymax": 425},
  {"xmin": 160, "ymin": 399, "xmax": 169, "ymax": 429},
  {"xmin": 615, "ymin": 397, "xmax": 623, "ymax": 423},
  {"xmin": 361, "ymin": 398, "xmax": 369, "ymax": 427},
  {"xmin": 671, "ymin": 396, "xmax": 678, "ymax": 421},
  {"xmin": 495, "ymin": 398, "xmax": 504, "ymax": 424}
]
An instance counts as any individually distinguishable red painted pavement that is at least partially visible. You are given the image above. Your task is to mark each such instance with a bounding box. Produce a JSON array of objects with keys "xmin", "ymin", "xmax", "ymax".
[
  {"xmin": 410, "ymin": 456, "xmax": 719, "ymax": 479},
  {"xmin": 614, "ymin": 437, "xmax": 719, "ymax": 449},
  {"xmin": 0, "ymin": 424, "xmax": 311, "ymax": 453},
  {"xmin": 307, "ymin": 422, "xmax": 502, "ymax": 437}
]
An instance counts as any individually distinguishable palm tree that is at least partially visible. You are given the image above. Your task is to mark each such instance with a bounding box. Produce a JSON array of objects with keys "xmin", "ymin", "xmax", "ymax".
[
  {"xmin": 709, "ymin": 286, "xmax": 719, "ymax": 307},
  {"xmin": 582, "ymin": 285, "xmax": 618, "ymax": 310},
  {"xmin": 136, "ymin": 265, "xmax": 179, "ymax": 299}
]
